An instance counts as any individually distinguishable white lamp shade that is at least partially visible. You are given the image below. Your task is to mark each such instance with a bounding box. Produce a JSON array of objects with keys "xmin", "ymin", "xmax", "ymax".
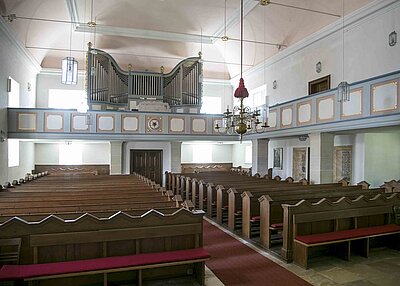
[{"xmin": 61, "ymin": 57, "xmax": 78, "ymax": 85}]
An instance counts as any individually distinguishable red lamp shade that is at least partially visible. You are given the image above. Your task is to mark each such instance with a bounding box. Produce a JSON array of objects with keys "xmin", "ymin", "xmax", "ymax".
[{"xmin": 234, "ymin": 78, "xmax": 249, "ymax": 98}]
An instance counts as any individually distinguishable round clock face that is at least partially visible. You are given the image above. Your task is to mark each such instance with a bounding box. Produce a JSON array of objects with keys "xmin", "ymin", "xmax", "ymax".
[{"xmin": 148, "ymin": 118, "xmax": 160, "ymax": 130}]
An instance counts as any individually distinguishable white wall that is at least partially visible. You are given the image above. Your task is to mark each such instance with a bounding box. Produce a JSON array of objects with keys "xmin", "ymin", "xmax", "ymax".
[
  {"xmin": 242, "ymin": 2, "xmax": 400, "ymax": 106},
  {"xmin": 36, "ymin": 72, "xmax": 85, "ymax": 108},
  {"xmin": 268, "ymin": 138, "xmax": 310, "ymax": 179},
  {"xmin": 202, "ymin": 80, "xmax": 233, "ymax": 114},
  {"xmin": 0, "ymin": 19, "xmax": 38, "ymax": 183},
  {"xmin": 8, "ymin": 141, "xmax": 35, "ymax": 181},
  {"xmin": 35, "ymin": 142, "xmax": 110, "ymax": 165},
  {"xmin": 181, "ymin": 143, "xmax": 233, "ymax": 163},
  {"xmin": 232, "ymin": 141, "xmax": 252, "ymax": 169}
]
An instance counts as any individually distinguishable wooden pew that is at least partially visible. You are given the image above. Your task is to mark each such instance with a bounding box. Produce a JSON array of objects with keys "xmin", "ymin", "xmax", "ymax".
[
  {"xmin": 0, "ymin": 208, "xmax": 208, "ymax": 285},
  {"xmin": 281, "ymin": 193, "xmax": 400, "ymax": 263},
  {"xmin": 256, "ymin": 188, "xmax": 386, "ymax": 250}
]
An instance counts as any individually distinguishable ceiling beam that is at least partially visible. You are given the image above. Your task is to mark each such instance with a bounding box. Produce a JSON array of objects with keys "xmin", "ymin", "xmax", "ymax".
[
  {"xmin": 65, "ymin": 0, "xmax": 213, "ymax": 44},
  {"xmin": 75, "ymin": 24, "xmax": 213, "ymax": 44}
]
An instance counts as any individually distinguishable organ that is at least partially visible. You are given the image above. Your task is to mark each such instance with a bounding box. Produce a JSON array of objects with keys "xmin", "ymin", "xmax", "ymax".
[{"xmin": 86, "ymin": 42, "xmax": 203, "ymax": 112}]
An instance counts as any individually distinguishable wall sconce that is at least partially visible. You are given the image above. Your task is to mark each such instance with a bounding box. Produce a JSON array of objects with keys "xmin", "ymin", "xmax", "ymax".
[
  {"xmin": 27, "ymin": 82, "xmax": 31, "ymax": 92},
  {"xmin": 272, "ymin": 80, "xmax": 278, "ymax": 90},
  {"xmin": 0, "ymin": 130, "xmax": 7, "ymax": 142},
  {"xmin": 316, "ymin": 61, "xmax": 322, "ymax": 73},
  {"xmin": 389, "ymin": 31, "xmax": 397, "ymax": 47},
  {"xmin": 299, "ymin": 134, "xmax": 309, "ymax": 141}
]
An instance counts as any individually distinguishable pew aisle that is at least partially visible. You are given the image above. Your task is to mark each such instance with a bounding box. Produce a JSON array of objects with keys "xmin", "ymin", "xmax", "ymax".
[
  {"xmin": 203, "ymin": 219, "xmax": 311, "ymax": 286},
  {"xmin": 204, "ymin": 218, "xmax": 400, "ymax": 286}
]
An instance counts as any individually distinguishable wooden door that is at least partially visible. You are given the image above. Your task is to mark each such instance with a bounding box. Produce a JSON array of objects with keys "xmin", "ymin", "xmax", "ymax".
[
  {"xmin": 130, "ymin": 150, "xmax": 163, "ymax": 184},
  {"xmin": 292, "ymin": 148, "xmax": 307, "ymax": 181}
]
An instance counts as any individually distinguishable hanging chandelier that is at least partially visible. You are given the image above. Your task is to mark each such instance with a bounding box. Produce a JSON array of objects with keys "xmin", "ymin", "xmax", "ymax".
[
  {"xmin": 61, "ymin": 16, "xmax": 78, "ymax": 85},
  {"xmin": 215, "ymin": 0, "xmax": 268, "ymax": 142}
]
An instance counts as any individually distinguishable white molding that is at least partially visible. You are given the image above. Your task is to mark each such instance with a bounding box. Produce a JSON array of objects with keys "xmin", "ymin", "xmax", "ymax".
[
  {"xmin": 65, "ymin": 0, "xmax": 80, "ymax": 30},
  {"xmin": 211, "ymin": 0, "xmax": 259, "ymax": 43},
  {"xmin": 40, "ymin": 68, "xmax": 85, "ymax": 76},
  {"xmin": 0, "ymin": 17, "xmax": 41, "ymax": 72},
  {"xmin": 203, "ymin": 78, "xmax": 232, "ymax": 86},
  {"xmin": 66, "ymin": 0, "xmax": 213, "ymax": 44},
  {"xmin": 231, "ymin": 0, "xmax": 400, "ymax": 82},
  {"xmin": 75, "ymin": 24, "xmax": 213, "ymax": 44}
]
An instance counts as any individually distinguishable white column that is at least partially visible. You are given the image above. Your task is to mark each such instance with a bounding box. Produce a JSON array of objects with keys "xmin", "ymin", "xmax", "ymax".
[
  {"xmin": 171, "ymin": 141, "xmax": 182, "ymax": 173},
  {"xmin": 309, "ymin": 133, "xmax": 334, "ymax": 184},
  {"xmin": 352, "ymin": 133, "xmax": 365, "ymax": 184},
  {"xmin": 251, "ymin": 139, "xmax": 269, "ymax": 176},
  {"xmin": 110, "ymin": 141, "xmax": 123, "ymax": 174}
]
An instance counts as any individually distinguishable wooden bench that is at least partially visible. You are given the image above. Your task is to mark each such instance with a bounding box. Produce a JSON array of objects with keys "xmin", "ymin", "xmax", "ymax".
[
  {"xmin": 294, "ymin": 224, "xmax": 400, "ymax": 269},
  {"xmin": 0, "ymin": 248, "xmax": 210, "ymax": 285},
  {"xmin": 281, "ymin": 193, "xmax": 400, "ymax": 264},
  {"xmin": 0, "ymin": 207, "xmax": 207, "ymax": 285}
]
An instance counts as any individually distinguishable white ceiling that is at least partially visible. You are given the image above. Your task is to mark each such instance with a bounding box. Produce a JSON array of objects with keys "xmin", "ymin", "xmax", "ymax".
[{"xmin": 2, "ymin": 0, "xmax": 374, "ymax": 79}]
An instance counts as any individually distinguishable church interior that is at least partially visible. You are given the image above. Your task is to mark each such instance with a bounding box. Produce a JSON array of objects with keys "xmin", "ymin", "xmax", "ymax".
[{"xmin": 0, "ymin": 0, "xmax": 400, "ymax": 285}]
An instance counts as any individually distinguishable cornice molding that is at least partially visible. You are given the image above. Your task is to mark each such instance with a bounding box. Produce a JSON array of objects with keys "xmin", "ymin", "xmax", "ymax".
[
  {"xmin": 66, "ymin": 0, "xmax": 213, "ymax": 44},
  {"xmin": 75, "ymin": 24, "xmax": 213, "ymax": 44},
  {"xmin": 231, "ymin": 0, "xmax": 400, "ymax": 83},
  {"xmin": 0, "ymin": 17, "xmax": 41, "ymax": 72},
  {"xmin": 40, "ymin": 68, "xmax": 85, "ymax": 76},
  {"xmin": 203, "ymin": 78, "xmax": 232, "ymax": 86}
]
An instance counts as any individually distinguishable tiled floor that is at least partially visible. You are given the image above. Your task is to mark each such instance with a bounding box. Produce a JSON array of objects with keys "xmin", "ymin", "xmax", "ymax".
[{"xmin": 204, "ymin": 218, "xmax": 400, "ymax": 286}]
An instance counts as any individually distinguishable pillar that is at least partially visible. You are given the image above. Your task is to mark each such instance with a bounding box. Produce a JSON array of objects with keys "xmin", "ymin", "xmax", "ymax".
[
  {"xmin": 170, "ymin": 141, "xmax": 182, "ymax": 173},
  {"xmin": 110, "ymin": 141, "xmax": 123, "ymax": 174},
  {"xmin": 251, "ymin": 139, "xmax": 269, "ymax": 176},
  {"xmin": 309, "ymin": 132, "xmax": 334, "ymax": 184}
]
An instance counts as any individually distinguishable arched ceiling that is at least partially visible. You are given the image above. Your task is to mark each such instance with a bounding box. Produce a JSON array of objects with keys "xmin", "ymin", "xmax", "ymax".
[{"xmin": 2, "ymin": 0, "xmax": 374, "ymax": 79}]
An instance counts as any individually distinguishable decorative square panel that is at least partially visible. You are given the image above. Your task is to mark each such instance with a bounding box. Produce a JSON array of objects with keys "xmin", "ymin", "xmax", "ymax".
[
  {"xmin": 71, "ymin": 113, "xmax": 89, "ymax": 132},
  {"xmin": 122, "ymin": 115, "xmax": 139, "ymax": 133},
  {"xmin": 96, "ymin": 114, "xmax": 115, "ymax": 132},
  {"xmin": 297, "ymin": 101, "xmax": 312, "ymax": 126},
  {"xmin": 371, "ymin": 79, "xmax": 399, "ymax": 115},
  {"xmin": 44, "ymin": 112, "xmax": 64, "ymax": 132},
  {"xmin": 341, "ymin": 88, "xmax": 363, "ymax": 119},
  {"xmin": 17, "ymin": 112, "xmax": 37, "ymax": 131},
  {"xmin": 280, "ymin": 106, "xmax": 293, "ymax": 128},
  {"xmin": 146, "ymin": 115, "xmax": 163, "ymax": 133},
  {"xmin": 191, "ymin": 118, "xmax": 207, "ymax": 133},
  {"xmin": 169, "ymin": 116, "xmax": 185, "ymax": 133},
  {"xmin": 317, "ymin": 95, "xmax": 335, "ymax": 123},
  {"xmin": 268, "ymin": 110, "xmax": 277, "ymax": 129}
]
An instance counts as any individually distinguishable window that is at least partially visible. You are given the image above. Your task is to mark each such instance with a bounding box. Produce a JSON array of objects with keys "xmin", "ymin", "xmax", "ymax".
[
  {"xmin": 308, "ymin": 75, "xmax": 331, "ymax": 95},
  {"xmin": 248, "ymin": 85, "xmax": 267, "ymax": 109},
  {"xmin": 8, "ymin": 77, "xmax": 20, "ymax": 108},
  {"xmin": 49, "ymin": 89, "xmax": 88, "ymax": 111},
  {"xmin": 200, "ymin": 96, "xmax": 222, "ymax": 114},
  {"xmin": 192, "ymin": 145, "xmax": 212, "ymax": 163},
  {"xmin": 8, "ymin": 139, "xmax": 20, "ymax": 167},
  {"xmin": 59, "ymin": 143, "xmax": 83, "ymax": 164}
]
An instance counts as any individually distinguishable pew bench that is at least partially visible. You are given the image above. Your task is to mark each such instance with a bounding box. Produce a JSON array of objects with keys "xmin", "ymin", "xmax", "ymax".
[
  {"xmin": 293, "ymin": 224, "xmax": 400, "ymax": 269},
  {"xmin": 0, "ymin": 248, "xmax": 210, "ymax": 285}
]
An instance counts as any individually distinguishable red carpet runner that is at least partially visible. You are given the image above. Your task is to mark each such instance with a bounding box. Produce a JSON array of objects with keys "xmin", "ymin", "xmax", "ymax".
[{"xmin": 203, "ymin": 220, "xmax": 311, "ymax": 286}]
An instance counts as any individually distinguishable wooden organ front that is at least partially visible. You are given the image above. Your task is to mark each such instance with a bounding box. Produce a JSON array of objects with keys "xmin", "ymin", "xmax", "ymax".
[{"xmin": 86, "ymin": 44, "xmax": 203, "ymax": 112}]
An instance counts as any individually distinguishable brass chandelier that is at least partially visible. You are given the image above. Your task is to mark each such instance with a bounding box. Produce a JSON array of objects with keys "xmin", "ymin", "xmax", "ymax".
[{"xmin": 215, "ymin": 0, "xmax": 268, "ymax": 142}]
